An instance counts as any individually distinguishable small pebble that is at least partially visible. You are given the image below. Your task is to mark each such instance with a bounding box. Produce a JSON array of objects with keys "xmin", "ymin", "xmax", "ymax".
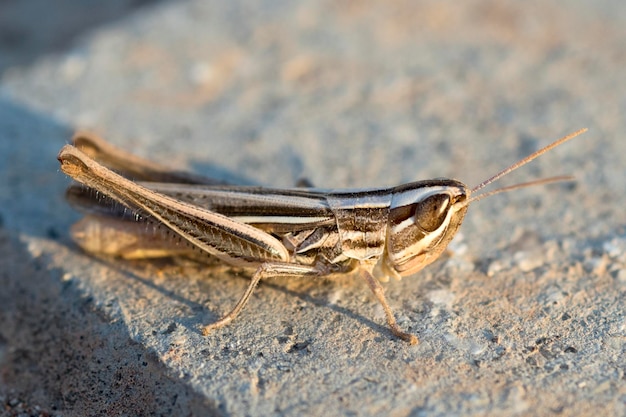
[{"xmin": 514, "ymin": 250, "xmax": 545, "ymax": 272}]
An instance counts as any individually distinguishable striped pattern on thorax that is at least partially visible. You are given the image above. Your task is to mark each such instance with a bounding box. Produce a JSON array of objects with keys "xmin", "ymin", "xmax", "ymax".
[{"xmin": 327, "ymin": 192, "xmax": 392, "ymax": 261}]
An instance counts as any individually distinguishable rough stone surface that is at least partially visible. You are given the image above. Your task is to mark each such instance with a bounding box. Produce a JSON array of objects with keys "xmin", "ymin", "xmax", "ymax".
[{"xmin": 1, "ymin": 0, "xmax": 625, "ymax": 416}]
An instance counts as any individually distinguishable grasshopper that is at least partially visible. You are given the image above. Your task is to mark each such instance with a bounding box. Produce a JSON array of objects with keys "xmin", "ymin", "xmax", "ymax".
[{"xmin": 57, "ymin": 129, "xmax": 586, "ymax": 344}]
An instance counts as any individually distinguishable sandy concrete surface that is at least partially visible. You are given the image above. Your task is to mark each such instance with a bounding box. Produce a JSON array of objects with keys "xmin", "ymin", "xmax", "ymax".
[{"xmin": 1, "ymin": 0, "xmax": 625, "ymax": 416}]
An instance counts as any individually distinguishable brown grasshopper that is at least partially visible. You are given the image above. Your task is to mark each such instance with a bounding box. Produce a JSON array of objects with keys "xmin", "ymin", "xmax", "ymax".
[{"xmin": 58, "ymin": 129, "xmax": 586, "ymax": 344}]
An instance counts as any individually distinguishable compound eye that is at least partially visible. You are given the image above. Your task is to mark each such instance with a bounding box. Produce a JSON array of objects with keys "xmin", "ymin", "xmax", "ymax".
[{"xmin": 415, "ymin": 194, "xmax": 450, "ymax": 232}]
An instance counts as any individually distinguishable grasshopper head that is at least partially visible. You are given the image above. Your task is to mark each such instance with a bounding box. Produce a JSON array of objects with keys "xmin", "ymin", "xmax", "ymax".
[
  {"xmin": 382, "ymin": 180, "xmax": 469, "ymax": 279},
  {"xmin": 379, "ymin": 129, "xmax": 587, "ymax": 281}
]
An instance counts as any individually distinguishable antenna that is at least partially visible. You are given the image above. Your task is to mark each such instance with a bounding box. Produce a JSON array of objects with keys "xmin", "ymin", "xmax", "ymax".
[{"xmin": 471, "ymin": 128, "xmax": 587, "ymax": 194}]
